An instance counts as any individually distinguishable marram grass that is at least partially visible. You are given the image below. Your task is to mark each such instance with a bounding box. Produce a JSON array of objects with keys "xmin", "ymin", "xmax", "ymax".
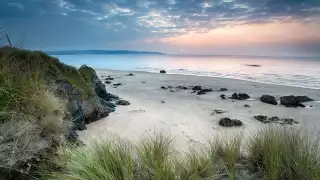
[{"xmin": 46, "ymin": 127, "xmax": 320, "ymax": 180}]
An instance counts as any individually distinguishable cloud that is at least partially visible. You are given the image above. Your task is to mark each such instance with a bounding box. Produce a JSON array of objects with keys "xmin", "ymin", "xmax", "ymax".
[{"xmin": 8, "ymin": 2, "xmax": 24, "ymax": 9}]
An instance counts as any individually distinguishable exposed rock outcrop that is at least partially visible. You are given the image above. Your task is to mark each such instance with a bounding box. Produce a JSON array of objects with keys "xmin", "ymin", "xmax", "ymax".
[
  {"xmin": 260, "ymin": 95, "xmax": 278, "ymax": 105},
  {"xmin": 280, "ymin": 95, "xmax": 313, "ymax": 107},
  {"xmin": 230, "ymin": 93, "xmax": 250, "ymax": 100}
]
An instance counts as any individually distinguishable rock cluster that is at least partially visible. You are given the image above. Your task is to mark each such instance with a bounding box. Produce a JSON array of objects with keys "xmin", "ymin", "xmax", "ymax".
[
  {"xmin": 219, "ymin": 117, "xmax": 243, "ymax": 127},
  {"xmin": 254, "ymin": 115, "xmax": 297, "ymax": 125}
]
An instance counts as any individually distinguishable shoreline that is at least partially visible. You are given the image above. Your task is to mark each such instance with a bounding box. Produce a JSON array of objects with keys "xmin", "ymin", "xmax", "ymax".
[
  {"xmin": 95, "ymin": 68, "xmax": 320, "ymax": 90},
  {"xmin": 78, "ymin": 69, "xmax": 320, "ymax": 151}
]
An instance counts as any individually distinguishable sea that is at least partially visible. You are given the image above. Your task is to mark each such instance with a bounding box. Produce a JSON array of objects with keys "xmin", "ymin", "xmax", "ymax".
[{"xmin": 54, "ymin": 54, "xmax": 320, "ymax": 89}]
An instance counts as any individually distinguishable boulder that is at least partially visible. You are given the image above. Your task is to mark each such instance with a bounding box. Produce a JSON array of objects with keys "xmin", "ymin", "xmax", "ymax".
[
  {"xmin": 197, "ymin": 88, "xmax": 212, "ymax": 95},
  {"xmin": 160, "ymin": 70, "xmax": 166, "ymax": 73},
  {"xmin": 231, "ymin": 93, "xmax": 250, "ymax": 100},
  {"xmin": 218, "ymin": 88, "xmax": 228, "ymax": 91},
  {"xmin": 105, "ymin": 81, "xmax": 111, "ymax": 84},
  {"xmin": 116, "ymin": 100, "xmax": 131, "ymax": 106},
  {"xmin": 295, "ymin": 96, "xmax": 313, "ymax": 103},
  {"xmin": 161, "ymin": 86, "xmax": 167, "ymax": 89},
  {"xmin": 127, "ymin": 73, "xmax": 134, "ymax": 76},
  {"xmin": 219, "ymin": 117, "xmax": 243, "ymax": 127},
  {"xmin": 254, "ymin": 115, "xmax": 268, "ymax": 122},
  {"xmin": 260, "ymin": 95, "xmax": 278, "ymax": 105},
  {"xmin": 280, "ymin": 95, "xmax": 305, "ymax": 107},
  {"xmin": 244, "ymin": 104, "xmax": 250, "ymax": 107},
  {"xmin": 192, "ymin": 86, "xmax": 202, "ymax": 91},
  {"xmin": 220, "ymin": 94, "xmax": 226, "ymax": 99}
]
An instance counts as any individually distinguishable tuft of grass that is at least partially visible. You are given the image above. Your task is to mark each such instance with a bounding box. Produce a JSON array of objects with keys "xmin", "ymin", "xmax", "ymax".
[
  {"xmin": 136, "ymin": 132, "xmax": 176, "ymax": 180},
  {"xmin": 247, "ymin": 126, "xmax": 320, "ymax": 180}
]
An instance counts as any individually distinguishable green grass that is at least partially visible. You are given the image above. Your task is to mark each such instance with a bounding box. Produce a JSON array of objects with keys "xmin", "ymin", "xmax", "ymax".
[
  {"xmin": 47, "ymin": 127, "xmax": 320, "ymax": 180},
  {"xmin": 247, "ymin": 127, "xmax": 320, "ymax": 180},
  {"xmin": 0, "ymin": 47, "xmax": 98, "ymax": 178}
]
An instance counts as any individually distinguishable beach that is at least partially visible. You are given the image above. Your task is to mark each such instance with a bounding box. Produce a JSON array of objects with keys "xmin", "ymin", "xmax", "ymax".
[{"xmin": 78, "ymin": 69, "xmax": 320, "ymax": 150}]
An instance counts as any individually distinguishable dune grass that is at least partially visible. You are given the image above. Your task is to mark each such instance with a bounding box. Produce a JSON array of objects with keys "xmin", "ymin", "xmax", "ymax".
[
  {"xmin": 247, "ymin": 127, "xmax": 320, "ymax": 180},
  {"xmin": 47, "ymin": 127, "xmax": 320, "ymax": 180}
]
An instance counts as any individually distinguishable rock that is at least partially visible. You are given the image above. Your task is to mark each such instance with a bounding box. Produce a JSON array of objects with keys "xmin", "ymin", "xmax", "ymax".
[
  {"xmin": 105, "ymin": 81, "xmax": 111, "ymax": 84},
  {"xmin": 115, "ymin": 100, "xmax": 130, "ymax": 106},
  {"xmin": 167, "ymin": 85, "xmax": 173, "ymax": 89},
  {"xmin": 218, "ymin": 88, "xmax": 228, "ymax": 91},
  {"xmin": 214, "ymin": 109, "xmax": 227, "ymax": 114},
  {"xmin": 220, "ymin": 94, "xmax": 226, "ymax": 99},
  {"xmin": 191, "ymin": 91, "xmax": 196, "ymax": 93},
  {"xmin": 160, "ymin": 70, "xmax": 166, "ymax": 73},
  {"xmin": 280, "ymin": 95, "xmax": 305, "ymax": 107},
  {"xmin": 127, "ymin": 73, "xmax": 134, "ymax": 76},
  {"xmin": 260, "ymin": 95, "xmax": 278, "ymax": 105},
  {"xmin": 231, "ymin": 93, "xmax": 250, "ymax": 100},
  {"xmin": 244, "ymin": 104, "xmax": 250, "ymax": 107},
  {"xmin": 105, "ymin": 77, "xmax": 114, "ymax": 80},
  {"xmin": 219, "ymin": 117, "xmax": 243, "ymax": 127},
  {"xmin": 282, "ymin": 118, "xmax": 294, "ymax": 124},
  {"xmin": 170, "ymin": 90, "xmax": 175, "ymax": 92},
  {"xmin": 245, "ymin": 64, "xmax": 261, "ymax": 67},
  {"xmin": 177, "ymin": 85, "xmax": 188, "ymax": 90},
  {"xmin": 254, "ymin": 115, "xmax": 268, "ymax": 122},
  {"xmin": 268, "ymin": 116, "xmax": 280, "ymax": 122},
  {"xmin": 113, "ymin": 83, "xmax": 122, "ymax": 88},
  {"xmin": 142, "ymin": 81, "xmax": 146, "ymax": 83},
  {"xmin": 295, "ymin": 96, "xmax": 313, "ymax": 102},
  {"xmin": 197, "ymin": 88, "xmax": 212, "ymax": 95},
  {"xmin": 192, "ymin": 86, "xmax": 202, "ymax": 91},
  {"xmin": 161, "ymin": 86, "xmax": 167, "ymax": 89},
  {"xmin": 160, "ymin": 100, "xmax": 165, "ymax": 103}
]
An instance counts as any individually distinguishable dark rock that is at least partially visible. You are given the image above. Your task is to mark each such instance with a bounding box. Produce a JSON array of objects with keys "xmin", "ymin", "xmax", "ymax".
[
  {"xmin": 220, "ymin": 94, "xmax": 226, "ymax": 99},
  {"xmin": 142, "ymin": 81, "xmax": 146, "ymax": 83},
  {"xmin": 177, "ymin": 85, "xmax": 188, "ymax": 90},
  {"xmin": 170, "ymin": 90, "xmax": 175, "ymax": 92},
  {"xmin": 105, "ymin": 81, "xmax": 111, "ymax": 84},
  {"xmin": 214, "ymin": 109, "xmax": 227, "ymax": 114},
  {"xmin": 160, "ymin": 70, "xmax": 166, "ymax": 73},
  {"xmin": 254, "ymin": 115, "xmax": 268, "ymax": 122},
  {"xmin": 231, "ymin": 93, "xmax": 250, "ymax": 100},
  {"xmin": 105, "ymin": 77, "xmax": 114, "ymax": 80},
  {"xmin": 115, "ymin": 100, "xmax": 131, "ymax": 106},
  {"xmin": 218, "ymin": 88, "xmax": 228, "ymax": 91},
  {"xmin": 161, "ymin": 86, "xmax": 167, "ymax": 89},
  {"xmin": 219, "ymin": 117, "xmax": 243, "ymax": 127},
  {"xmin": 192, "ymin": 86, "xmax": 202, "ymax": 91},
  {"xmin": 268, "ymin": 116, "xmax": 280, "ymax": 122},
  {"xmin": 197, "ymin": 88, "xmax": 212, "ymax": 95},
  {"xmin": 260, "ymin": 95, "xmax": 278, "ymax": 105},
  {"xmin": 160, "ymin": 100, "xmax": 165, "ymax": 103},
  {"xmin": 191, "ymin": 91, "xmax": 197, "ymax": 93},
  {"xmin": 127, "ymin": 73, "xmax": 134, "ymax": 76},
  {"xmin": 244, "ymin": 104, "xmax": 250, "ymax": 107},
  {"xmin": 295, "ymin": 96, "xmax": 313, "ymax": 102},
  {"xmin": 113, "ymin": 83, "xmax": 122, "ymax": 88},
  {"xmin": 167, "ymin": 85, "xmax": 173, "ymax": 89},
  {"xmin": 282, "ymin": 118, "xmax": 294, "ymax": 124},
  {"xmin": 280, "ymin": 95, "xmax": 306, "ymax": 107},
  {"xmin": 245, "ymin": 64, "xmax": 261, "ymax": 67}
]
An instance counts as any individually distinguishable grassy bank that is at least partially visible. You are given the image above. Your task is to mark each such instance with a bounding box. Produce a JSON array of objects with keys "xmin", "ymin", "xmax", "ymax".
[
  {"xmin": 47, "ymin": 127, "xmax": 320, "ymax": 180},
  {"xmin": 0, "ymin": 47, "xmax": 98, "ymax": 179}
]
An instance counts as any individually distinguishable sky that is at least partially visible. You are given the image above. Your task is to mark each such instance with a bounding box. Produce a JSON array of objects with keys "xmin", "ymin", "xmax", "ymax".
[{"xmin": 1, "ymin": 0, "xmax": 320, "ymax": 56}]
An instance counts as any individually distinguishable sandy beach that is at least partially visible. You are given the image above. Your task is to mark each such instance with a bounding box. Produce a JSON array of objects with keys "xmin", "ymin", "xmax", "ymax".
[{"xmin": 78, "ymin": 69, "xmax": 320, "ymax": 150}]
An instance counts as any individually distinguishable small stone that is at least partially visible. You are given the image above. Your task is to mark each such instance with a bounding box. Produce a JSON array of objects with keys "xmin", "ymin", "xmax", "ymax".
[
  {"xmin": 105, "ymin": 81, "xmax": 111, "ymax": 84},
  {"xmin": 127, "ymin": 73, "xmax": 134, "ymax": 76},
  {"xmin": 160, "ymin": 70, "xmax": 166, "ymax": 73},
  {"xmin": 113, "ymin": 83, "xmax": 122, "ymax": 88},
  {"xmin": 254, "ymin": 115, "xmax": 268, "ymax": 122},
  {"xmin": 161, "ymin": 86, "xmax": 167, "ymax": 89},
  {"xmin": 220, "ymin": 94, "xmax": 226, "ymax": 99},
  {"xmin": 244, "ymin": 104, "xmax": 250, "ymax": 107},
  {"xmin": 105, "ymin": 77, "xmax": 114, "ymax": 80},
  {"xmin": 160, "ymin": 100, "xmax": 165, "ymax": 103},
  {"xmin": 214, "ymin": 109, "xmax": 227, "ymax": 114}
]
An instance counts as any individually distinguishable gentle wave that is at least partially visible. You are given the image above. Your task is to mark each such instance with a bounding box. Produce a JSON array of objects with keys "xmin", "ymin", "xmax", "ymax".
[{"xmin": 136, "ymin": 67, "xmax": 320, "ymax": 90}]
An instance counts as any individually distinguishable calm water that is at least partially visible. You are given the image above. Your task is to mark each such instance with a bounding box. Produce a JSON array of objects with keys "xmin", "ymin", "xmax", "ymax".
[{"xmin": 54, "ymin": 54, "xmax": 320, "ymax": 89}]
